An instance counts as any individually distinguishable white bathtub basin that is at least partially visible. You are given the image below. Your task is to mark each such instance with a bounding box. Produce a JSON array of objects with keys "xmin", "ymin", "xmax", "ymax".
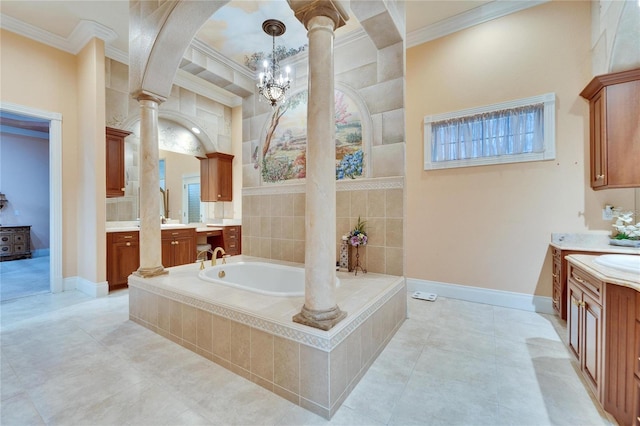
[{"xmin": 594, "ymin": 255, "xmax": 640, "ymax": 274}]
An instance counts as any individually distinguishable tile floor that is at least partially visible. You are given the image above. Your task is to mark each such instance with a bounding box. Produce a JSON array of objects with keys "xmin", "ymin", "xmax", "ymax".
[
  {"xmin": 1, "ymin": 289, "xmax": 613, "ymax": 425},
  {"xmin": 0, "ymin": 256, "xmax": 50, "ymax": 302}
]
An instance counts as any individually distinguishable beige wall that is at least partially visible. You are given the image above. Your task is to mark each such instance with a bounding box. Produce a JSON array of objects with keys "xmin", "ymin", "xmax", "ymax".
[
  {"xmin": 405, "ymin": 1, "xmax": 635, "ymax": 297},
  {"xmin": 0, "ymin": 30, "xmax": 80, "ymax": 277},
  {"xmin": 77, "ymin": 38, "xmax": 107, "ymax": 284}
]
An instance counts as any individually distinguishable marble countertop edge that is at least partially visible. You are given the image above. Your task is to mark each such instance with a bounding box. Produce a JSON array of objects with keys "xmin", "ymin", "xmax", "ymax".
[{"xmin": 566, "ymin": 254, "xmax": 640, "ymax": 290}]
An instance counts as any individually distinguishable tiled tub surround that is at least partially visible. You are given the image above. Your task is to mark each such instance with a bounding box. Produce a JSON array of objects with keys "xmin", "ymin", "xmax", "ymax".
[
  {"xmin": 128, "ymin": 256, "xmax": 406, "ymax": 419},
  {"xmin": 241, "ymin": 177, "xmax": 404, "ymax": 276}
]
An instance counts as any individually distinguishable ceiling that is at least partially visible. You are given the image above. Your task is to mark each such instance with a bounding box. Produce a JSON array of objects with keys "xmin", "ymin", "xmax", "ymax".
[
  {"xmin": 0, "ymin": 0, "xmax": 493, "ymax": 69},
  {"xmin": 1, "ymin": 0, "xmax": 547, "ymax": 111}
]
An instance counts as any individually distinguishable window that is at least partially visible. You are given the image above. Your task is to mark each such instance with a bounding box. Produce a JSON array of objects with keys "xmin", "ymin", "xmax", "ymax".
[
  {"xmin": 424, "ymin": 93, "xmax": 555, "ymax": 170},
  {"xmin": 159, "ymin": 159, "xmax": 166, "ymax": 190}
]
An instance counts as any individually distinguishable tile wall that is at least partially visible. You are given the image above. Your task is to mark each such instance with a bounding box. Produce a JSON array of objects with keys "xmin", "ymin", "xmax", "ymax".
[{"xmin": 241, "ymin": 184, "xmax": 404, "ymax": 275}]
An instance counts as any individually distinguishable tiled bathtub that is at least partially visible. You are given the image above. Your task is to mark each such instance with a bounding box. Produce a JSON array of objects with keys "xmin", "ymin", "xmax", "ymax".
[{"xmin": 128, "ymin": 257, "xmax": 406, "ymax": 419}]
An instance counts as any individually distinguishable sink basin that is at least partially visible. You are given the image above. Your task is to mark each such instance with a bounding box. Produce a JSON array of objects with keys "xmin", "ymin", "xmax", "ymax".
[{"xmin": 594, "ymin": 255, "xmax": 640, "ymax": 274}]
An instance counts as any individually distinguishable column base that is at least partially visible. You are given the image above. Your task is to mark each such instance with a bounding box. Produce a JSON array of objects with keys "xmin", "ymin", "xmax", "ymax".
[
  {"xmin": 134, "ymin": 266, "xmax": 168, "ymax": 278},
  {"xmin": 292, "ymin": 304, "xmax": 347, "ymax": 331}
]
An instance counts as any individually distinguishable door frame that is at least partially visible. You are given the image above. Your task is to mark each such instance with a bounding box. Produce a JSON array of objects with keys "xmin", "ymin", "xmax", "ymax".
[{"xmin": 1, "ymin": 101, "xmax": 63, "ymax": 293}]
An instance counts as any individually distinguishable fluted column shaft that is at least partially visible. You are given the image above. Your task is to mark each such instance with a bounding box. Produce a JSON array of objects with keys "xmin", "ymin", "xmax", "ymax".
[
  {"xmin": 135, "ymin": 94, "xmax": 167, "ymax": 278},
  {"xmin": 292, "ymin": 13, "xmax": 346, "ymax": 330}
]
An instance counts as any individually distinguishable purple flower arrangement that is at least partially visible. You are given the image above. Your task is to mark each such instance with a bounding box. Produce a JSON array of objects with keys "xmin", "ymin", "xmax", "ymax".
[{"xmin": 346, "ymin": 216, "xmax": 367, "ymax": 247}]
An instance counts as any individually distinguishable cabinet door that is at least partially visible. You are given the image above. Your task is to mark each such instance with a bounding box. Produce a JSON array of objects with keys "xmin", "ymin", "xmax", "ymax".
[
  {"xmin": 590, "ymin": 89, "xmax": 607, "ymax": 189},
  {"xmin": 161, "ymin": 237, "xmax": 173, "ymax": 267},
  {"xmin": 173, "ymin": 236, "xmax": 195, "ymax": 266},
  {"xmin": 604, "ymin": 284, "xmax": 636, "ymax": 426},
  {"xmin": 583, "ymin": 290, "xmax": 602, "ymax": 396},
  {"xmin": 217, "ymin": 156, "xmax": 233, "ymax": 201},
  {"xmin": 606, "ymin": 80, "xmax": 640, "ymax": 188},
  {"xmin": 106, "ymin": 127, "xmax": 131, "ymax": 197},
  {"xmin": 111, "ymin": 241, "xmax": 139, "ymax": 286},
  {"xmin": 568, "ymin": 282, "xmax": 582, "ymax": 360},
  {"xmin": 199, "ymin": 153, "xmax": 234, "ymax": 202}
]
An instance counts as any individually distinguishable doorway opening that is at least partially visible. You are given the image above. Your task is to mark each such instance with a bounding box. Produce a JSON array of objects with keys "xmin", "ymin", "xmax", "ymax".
[
  {"xmin": 182, "ymin": 174, "xmax": 202, "ymax": 224},
  {"xmin": 0, "ymin": 103, "xmax": 63, "ymax": 300}
]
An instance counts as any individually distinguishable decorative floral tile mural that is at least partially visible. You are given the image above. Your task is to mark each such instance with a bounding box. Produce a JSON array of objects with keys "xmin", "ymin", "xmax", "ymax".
[{"xmin": 255, "ymin": 89, "xmax": 364, "ymax": 183}]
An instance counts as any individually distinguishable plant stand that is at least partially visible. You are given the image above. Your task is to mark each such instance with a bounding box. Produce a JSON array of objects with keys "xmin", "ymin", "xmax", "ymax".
[{"xmin": 352, "ymin": 245, "xmax": 367, "ymax": 276}]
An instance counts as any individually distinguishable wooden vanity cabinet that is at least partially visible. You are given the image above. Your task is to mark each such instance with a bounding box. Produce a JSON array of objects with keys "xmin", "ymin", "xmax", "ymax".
[
  {"xmin": 604, "ymin": 284, "xmax": 638, "ymax": 426},
  {"xmin": 106, "ymin": 127, "xmax": 131, "ymax": 198},
  {"xmin": 106, "ymin": 231, "xmax": 139, "ymax": 290},
  {"xmin": 221, "ymin": 225, "xmax": 241, "ymax": 256},
  {"xmin": 580, "ymin": 68, "xmax": 640, "ymax": 190},
  {"xmin": 552, "ymin": 247, "xmax": 602, "ymax": 320},
  {"xmin": 200, "ymin": 152, "xmax": 233, "ymax": 202},
  {"xmin": 567, "ymin": 263, "xmax": 603, "ymax": 398},
  {"xmin": 161, "ymin": 228, "xmax": 196, "ymax": 267}
]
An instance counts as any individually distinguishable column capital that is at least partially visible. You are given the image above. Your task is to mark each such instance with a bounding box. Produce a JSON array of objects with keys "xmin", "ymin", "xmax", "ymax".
[
  {"xmin": 288, "ymin": 0, "xmax": 349, "ymax": 30},
  {"xmin": 131, "ymin": 90, "xmax": 166, "ymax": 105}
]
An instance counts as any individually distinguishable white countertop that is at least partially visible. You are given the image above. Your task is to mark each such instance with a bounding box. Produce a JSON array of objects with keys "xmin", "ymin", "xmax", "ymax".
[
  {"xmin": 550, "ymin": 233, "xmax": 640, "ymax": 255},
  {"xmin": 106, "ymin": 223, "xmax": 233, "ymax": 233}
]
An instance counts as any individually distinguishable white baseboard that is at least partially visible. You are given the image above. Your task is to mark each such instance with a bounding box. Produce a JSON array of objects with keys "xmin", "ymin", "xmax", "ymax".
[
  {"xmin": 62, "ymin": 276, "xmax": 109, "ymax": 297},
  {"xmin": 406, "ymin": 277, "xmax": 554, "ymax": 314}
]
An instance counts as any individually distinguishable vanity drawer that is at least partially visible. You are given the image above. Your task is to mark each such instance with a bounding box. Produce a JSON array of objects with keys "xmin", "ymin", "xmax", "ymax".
[
  {"xmin": 568, "ymin": 263, "xmax": 602, "ymax": 303},
  {"xmin": 162, "ymin": 229, "xmax": 194, "ymax": 239},
  {"xmin": 111, "ymin": 232, "xmax": 139, "ymax": 243}
]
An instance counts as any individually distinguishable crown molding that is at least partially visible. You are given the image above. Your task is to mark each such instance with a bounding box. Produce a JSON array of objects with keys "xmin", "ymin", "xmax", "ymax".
[
  {"xmin": 406, "ymin": 0, "xmax": 549, "ymax": 48},
  {"xmin": 0, "ymin": 14, "xmax": 117, "ymax": 54},
  {"xmin": 106, "ymin": 45, "xmax": 129, "ymax": 65}
]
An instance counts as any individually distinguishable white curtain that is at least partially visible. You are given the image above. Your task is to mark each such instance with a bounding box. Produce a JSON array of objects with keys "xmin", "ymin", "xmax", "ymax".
[{"xmin": 431, "ymin": 104, "xmax": 544, "ymax": 162}]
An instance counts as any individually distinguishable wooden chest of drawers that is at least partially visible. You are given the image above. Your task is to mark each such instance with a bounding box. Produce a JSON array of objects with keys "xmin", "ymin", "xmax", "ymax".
[{"xmin": 0, "ymin": 226, "xmax": 32, "ymax": 261}]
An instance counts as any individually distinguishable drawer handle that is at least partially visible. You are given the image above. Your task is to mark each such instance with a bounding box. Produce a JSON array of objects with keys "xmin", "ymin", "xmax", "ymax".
[
  {"xmin": 571, "ymin": 299, "xmax": 585, "ymax": 307},
  {"xmin": 572, "ymin": 274, "xmax": 585, "ymax": 284},
  {"xmin": 126, "ymin": 242, "xmax": 131, "ymax": 246},
  {"xmin": 552, "ymin": 273, "xmax": 558, "ymax": 278},
  {"xmin": 172, "ymin": 232, "xmax": 179, "ymax": 236},
  {"xmin": 596, "ymin": 174, "xmax": 604, "ymax": 180},
  {"xmin": 124, "ymin": 235, "xmax": 133, "ymax": 239}
]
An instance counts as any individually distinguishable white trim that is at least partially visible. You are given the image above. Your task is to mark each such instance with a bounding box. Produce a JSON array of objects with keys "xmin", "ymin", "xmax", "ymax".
[
  {"xmin": 423, "ymin": 93, "xmax": 556, "ymax": 170},
  {"xmin": 0, "ymin": 101, "xmax": 63, "ymax": 294},
  {"xmin": 72, "ymin": 276, "xmax": 109, "ymax": 297},
  {"xmin": 406, "ymin": 1, "xmax": 549, "ymax": 48},
  {"xmin": 406, "ymin": 277, "xmax": 554, "ymax": 314},
  {"xmin": 242, "ymin": 176, "xmax": 403, "ymax": 196},
  {"xmin": 0, "ymin": 14, "xmax": 117, "ymax": 55}
]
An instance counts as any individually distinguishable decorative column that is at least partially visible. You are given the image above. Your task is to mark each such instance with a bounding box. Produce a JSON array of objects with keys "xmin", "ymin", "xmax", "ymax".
[
  {"xmin": 134, "ymin": 92, "xmax": 167, "ymax": 278},
  {"xmin": 290, "ymin": 2, "xmax": 348, "ymax": 331}
]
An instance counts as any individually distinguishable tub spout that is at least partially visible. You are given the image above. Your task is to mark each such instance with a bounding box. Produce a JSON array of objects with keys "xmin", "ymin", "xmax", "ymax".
[{"xmin": 212, "ymin": 247, "xmax": 226, "ymax": 265}]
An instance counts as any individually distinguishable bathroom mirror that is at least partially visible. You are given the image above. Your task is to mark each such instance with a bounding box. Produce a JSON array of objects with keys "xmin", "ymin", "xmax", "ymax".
[{"xmin": 106, "ymin": 118, "xmax": 204, "ymax": 222}]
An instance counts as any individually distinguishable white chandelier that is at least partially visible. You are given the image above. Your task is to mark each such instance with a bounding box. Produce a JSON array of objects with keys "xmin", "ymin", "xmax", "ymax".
[{"xmin": 257, "ymin": 19, "xmax": 291, "ymax": 107}]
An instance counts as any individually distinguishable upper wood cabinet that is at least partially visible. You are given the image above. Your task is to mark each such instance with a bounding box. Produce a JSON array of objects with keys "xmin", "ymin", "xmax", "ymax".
[
  {"xmin": 106, "ymin": 127, "xmax": 131, "ymax": 198},
  {"xmin": 199, "ymin": 152, "xmax": 234, "ymax": 202},
  {"xmin": 580, "ymin": 68, "xmax": 640, "ymax": 190}
]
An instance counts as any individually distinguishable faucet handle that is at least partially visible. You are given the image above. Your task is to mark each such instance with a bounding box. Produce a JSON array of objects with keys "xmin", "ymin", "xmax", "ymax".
[
  {"xmin": 222, "ymin": 254, "xmax": 230, "ymax": 264},
  {"xmin": 200, "ymin": 259, "xmax": 205, "ymax": 270}
]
